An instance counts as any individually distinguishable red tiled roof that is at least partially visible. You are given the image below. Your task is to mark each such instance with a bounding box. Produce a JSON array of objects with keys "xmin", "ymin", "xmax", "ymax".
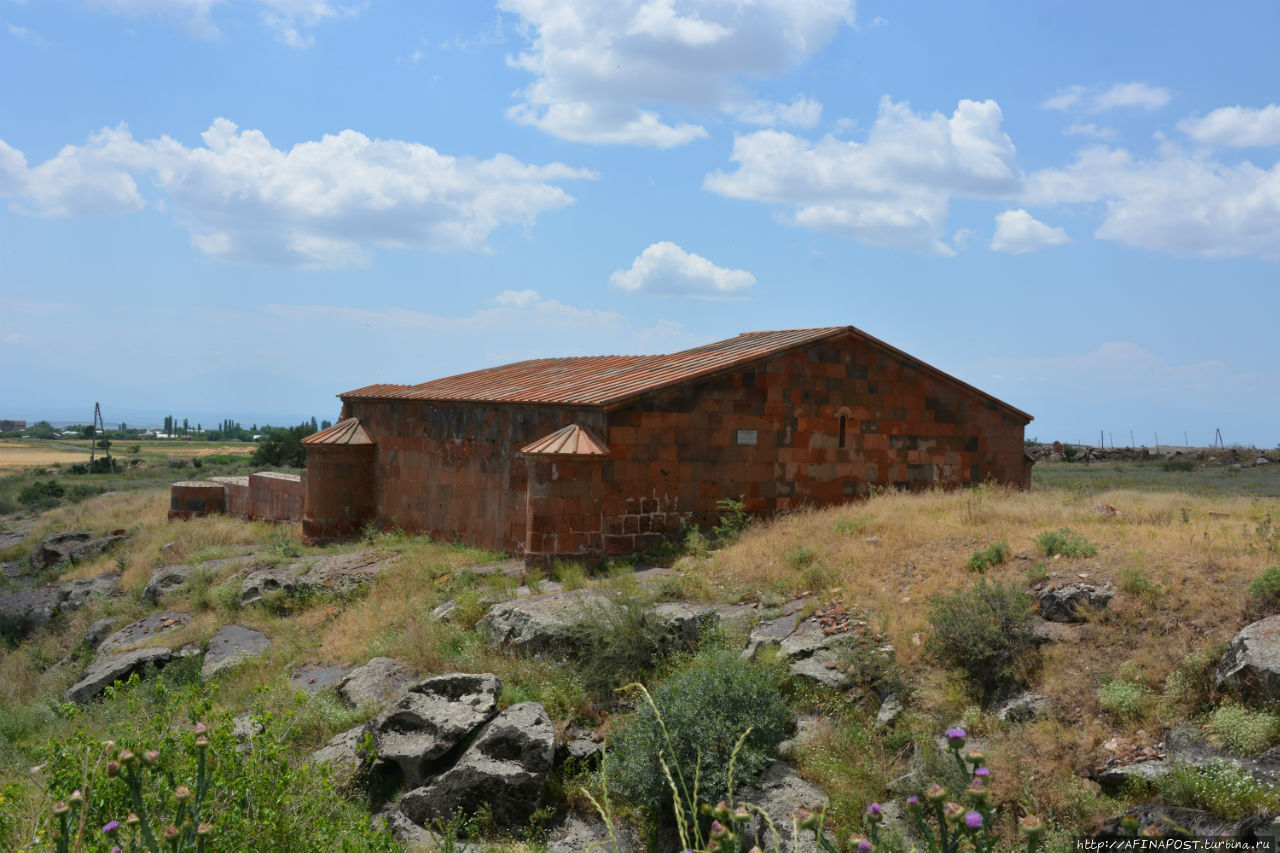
[
  {"xmin": 302, "ymin": 417, "xmax": 374, "ymax": 446},
  {"xmin": 339, "ymin": 327, "xmax": 1031, "ymax": 420},
  {"xmin": 341, "ymin": 328, "xmax": 845, "ymax": 407},
  {"xmin": 519, "ymin": 424, "xmax": 609, "ymax": 457}
]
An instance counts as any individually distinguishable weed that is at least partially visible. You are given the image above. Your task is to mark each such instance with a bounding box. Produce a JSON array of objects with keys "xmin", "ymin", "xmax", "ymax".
[
  {"xmin": 835, "ymin": 515, "xmax": 874, "ymax": 536},
  {"xmin": 1153, "ymin": 761, "xmax": 1276, "ymax": 819},
  {"xmin": 1162, "ymin": 459, "xmax": 1196, "ymax": 473},
  {"xmin": 786, "ymin": 545, "xmax": 817, "ymax": 571},
  {"xmin": 1247, "ymin": 566, "xmax": 1280, "ymax": 609},
  {"xmin": 1117, "ymin": 568, "xmax": 1153, "ymax": 596},
  {"xmin": 1162, "ymin": 644, "xmax": 1225, "ymax": 714},
  {"xmin": 1098, "ymin": 679, "xmax": 1152, "ymax": 721},
  {"xmin": 1207, "ymin": 705, "xmax": 1279, "ymax": 754},
  {"xmin": 926, "ymin": 580, "xmax": 1038, "ymax": 704},
  {"xmin": 1026, "ymin": 563, "xmax": 1049, "ymax": 584},
  {"xmin": 606, "ymin": 647, "xmax": 789, "ymax": 825},
  {"xmin": 1035, "ymin": 528, "xmax": 1098, "ymax": 559},
  {"xmin": 965, "ymin": 541, "xmax": 1010, "ymax": 574},
  {"xmin": 550, "ymin": 560, "xmax": 589, "ymax": 591},
  {"xmin": 565, "ymin": 594, "xmax": 682, "ymax": 702}
]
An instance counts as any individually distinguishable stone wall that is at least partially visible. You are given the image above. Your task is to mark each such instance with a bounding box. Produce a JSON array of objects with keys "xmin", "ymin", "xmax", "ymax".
[
  {"xmin": 166, "ymin": 472, "xmax": 304, "ymax": 525},
  {"xmin": 339, "ymin": 400, "xmax": 606, "ymax": 553},
  {"xmin": 303, "ymin": 445, "xmax": 375, "ymax": 542},
  {"xmin": 599, "ymin": 335, "xmax": 1029, "ymax": 535}
]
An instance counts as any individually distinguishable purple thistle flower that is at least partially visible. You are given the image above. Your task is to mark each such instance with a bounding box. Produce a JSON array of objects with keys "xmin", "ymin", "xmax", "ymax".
[
  {"xmin": 867, "ymin": 802, "xmax": 883, "ymax": 818},
  {"xmin": 974, "ymin": 767, "xmax": 990, "ymax": 777},
  {"xmin": 965, "ymin": 811, "xmax": 984, "ymax": 830},
  {"xmin": 946, "ymin": 727, "xmax": 966, "ymax": 748},
  {"xmin": 858, "ymin": 838, "xmax": 874, "ymax": 853},
  {"xmin": 103, "ymin": 821, "xmax": 120, "ymax": 836}
]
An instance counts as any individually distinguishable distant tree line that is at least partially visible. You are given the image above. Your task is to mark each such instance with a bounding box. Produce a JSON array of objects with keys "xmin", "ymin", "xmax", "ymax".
[{"xmin": 2, "ymin": 416, "xmax": 332, "ymax": 447}]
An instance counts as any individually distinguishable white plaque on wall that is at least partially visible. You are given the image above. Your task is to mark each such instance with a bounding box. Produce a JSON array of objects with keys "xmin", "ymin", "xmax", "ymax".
[{"xmin": 736, "ymin": 429, "xmax": 758, "ymax": 446}]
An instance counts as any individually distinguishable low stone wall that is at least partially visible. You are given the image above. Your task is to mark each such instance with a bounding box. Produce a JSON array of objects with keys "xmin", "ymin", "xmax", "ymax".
[{"xmin": 167, "ymin": 472, "xmax": 303, "ymax": 524}]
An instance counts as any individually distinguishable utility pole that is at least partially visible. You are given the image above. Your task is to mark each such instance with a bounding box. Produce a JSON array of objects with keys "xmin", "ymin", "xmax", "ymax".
[{"xmin": 88, "ymin": 402, "xmax": 112, "ymax": 472}]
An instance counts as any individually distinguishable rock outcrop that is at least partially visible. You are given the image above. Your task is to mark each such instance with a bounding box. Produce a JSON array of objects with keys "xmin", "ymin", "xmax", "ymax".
[
  {"xmin": 202, "ymin": 625, "xmax": 270, "ymax": 681},
  {"xmin": 399, "ymin": 701, "xmax": 555, "ymax": 831},
  {"xmin": 1036, "ymin": 583, "xmax": 1114, "ymax": 623},
  {"xmin": 0, "ymin": 572, "xmax": 119, "ymax": 640},
  {"xmin": 66, "ymin": 646, "xmax": 173, "ymax": 704},
  {"xmin": 30, "ymin": 531, "xmax": 126, "ymax": 571},
  {"xmin": 1218, "ymin": 616, "xmax": 1280, "ymax": 703},
  {"xmin": 365, "ymin": 672, "xmax": 501, "ymax": 787}
]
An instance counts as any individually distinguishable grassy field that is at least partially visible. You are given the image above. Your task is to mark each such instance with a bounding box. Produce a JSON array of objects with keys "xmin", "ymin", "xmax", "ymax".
[
  {"xmin": 0, "ymin": 458, "xmax": 1277, "ymax": 850},
  {"xmin": 0, "ymin": 438, "xmax": 254, "ymax": 471}
]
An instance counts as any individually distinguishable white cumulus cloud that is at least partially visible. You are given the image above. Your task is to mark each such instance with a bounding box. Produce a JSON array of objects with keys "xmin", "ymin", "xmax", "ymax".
[
  {"xmin": 1043, "ymin": 81, "xmax": 1171, "ymax": 113},
  {"xmin": 499, "ymin": 0, "xmax": 853, "ymax": 146},
  {"xmin": 732, "ymin": 96, "xmax": 823, "ymax": 128},
  {"xmin": 0, "ymin": 119, "xmax": 597, "ymax": 268},
  {"xmin": 1025, "ymin": 141, "xmax": 1280, "ymax": 261},
  {"xmin": 609, "ymin": 242, "xmax": 755, "ymax": 299},
  {"xmin": 990, "ymin": 209, "xmax": 1072, "ymax": 254},
  {"xmin": 704, "ymin": 96, "xmax": 1022, "ymax": 254},
  {"xmin": 1178, "ymin": 104, "xmax": 1280, "ymax": 148}
]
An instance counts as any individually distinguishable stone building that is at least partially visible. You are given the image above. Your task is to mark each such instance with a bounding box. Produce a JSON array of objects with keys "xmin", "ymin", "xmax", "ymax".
[{"xmin": 297, "ymin": 327, "xmax": 1033, "ymax": 565}]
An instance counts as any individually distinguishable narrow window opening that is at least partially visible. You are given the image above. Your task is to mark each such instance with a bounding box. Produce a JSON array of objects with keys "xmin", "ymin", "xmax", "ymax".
[{"xmin": 838, "ymin": 415, "xmax": 847, "ymax": 448}]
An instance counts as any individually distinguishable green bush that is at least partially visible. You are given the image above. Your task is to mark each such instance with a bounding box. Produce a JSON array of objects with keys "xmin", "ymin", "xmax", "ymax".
[
  {"xmin": 1162, "ymin": 458, "xmax": 1196, "ymax": 472},
  {"xmin": 1208, "ymin": 705, "xmax": 1279, "ymax": 754},
  {"xmin": 1247, "ymin": 566, "xmax": 1280, "ymax": 609},
  {"xmin": 18, "ymin": 479, "xmax": 64, "ymax": 510},
  {"xmin": 1098, "ymin": 679, "xmax": 1152, "ymax": 721},
  {"xmin": 1118, "ymin": 567, "xmax": 1153, "ymax": 595},
  {"xmin": 607, "ymin": 647, "xmax": 789, "ymax": 824},
  {"xmin": 16, "ymin": 679, "xmax": 396, "ymax": 853},
  {"xmin": 835, "ymin": 515, "xmax": 874, "ymax": 535},
  {"xmin": 566, "ymin": 595, "xmax": 685, "ymax": 702},
  {"xmin": 965, "ymin": 541, "xmax": 1010, "ymax": 574},
  {"xmin": 1035, "ymin": 528, "xmax": 1098, "ymax": 558},
  {"xmin": 785, "ymin": 545, "xmax": 817, "ymax": 571},
  {"xmin": 925, "ymin": 580, "xmax": 1038, "ymax": 704},
  {"xmin": 1153, "ymin": 761, "xmax": 1277, "ymax": 819},
  {"xmin": 1163, "ymin": 644, "xmax": 1224, "ymax": 714},
  {"xmin": 712, "ymin": 496, "xmax": 751, "ymax": 543}
]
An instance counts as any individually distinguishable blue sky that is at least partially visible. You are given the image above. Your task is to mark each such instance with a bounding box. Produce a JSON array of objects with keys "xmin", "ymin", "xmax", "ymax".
[{"xmin": 1, "ymin": 1, "xmax": 1276, "ymax": 446}]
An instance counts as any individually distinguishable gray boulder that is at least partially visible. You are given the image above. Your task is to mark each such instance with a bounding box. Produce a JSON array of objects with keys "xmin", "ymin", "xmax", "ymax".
[
  {"xmin": 0, "ymin": 572, "xmax": 119, "ymax": 640},
  {"xmin": 996, "ymin": 691, "xmax": 1050, "ymax": 724},
  {"xmin": 97, "ymin": 612, "xmax": 190, "ymax": 658},
  {"xmin": 478, "ymin": 588, "xmax": 611, "ymax": 654},
  {"xmin": 735, "ymin": 762, "xmax": 829, "ymax": 853},
  {"xmin": 201, "ymin": 625, "xmax": 269, "ymax": 681},
  {"xmin": 1037, "ymin": 583, "xmax": 1114, "ymax": 622},
  {"xmin": 366, "ymin": 672, "xmax": 501, "ymax": 787},
  {"xmin": 303, "ymin": 550, "xmax": 399, "ymax": 597},
  {"xmin": 876, "ymin": 695, "xmax": 904, "ymax": 729},
  {"xmin": 399, "ymin": 701, "xmax": 555, "ymax": 831},
  {"xmin": 80, "ymin": 618, "xmax": 117, "ymax": 653},
  {"xmin": 547, "ymin": 813, "xmax": 636, "ymax": 853},
  {"xmin": 30, "ymin": 531, "xmax": 126, "ymax": 571},
  {"xmin": 1095, "ymin": 759, "xmax": 1172, "ymax": 788},
  {"xmin": 142, "ymin": 565, "xmax": 197, "ymax": 604},
  {"xmin": 310, "ymin": 724, "xmax": 369, "ymax": 775},
  {"xmin": 239, "ymin": 564, "xmax": 307, "ymax": 606},
  {"xmin": 1218, "ymin": 616, "xmax": 1280, "ymax": 703},
  {"xmin": 66, "ymin": 646, "xmax": 172, "ymax": 704},
  {"xmin": 338, "ymin": 657, "xmax": 420, "ymax": 708},
  {"xmin": 290, "ymin": 664, "xmax": 352, "ymax": 696}
]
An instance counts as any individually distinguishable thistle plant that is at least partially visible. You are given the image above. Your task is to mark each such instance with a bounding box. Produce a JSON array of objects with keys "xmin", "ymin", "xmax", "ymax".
[{"xmin": 43, "ymin": 722, "xmax": 213, "ymax": 853}]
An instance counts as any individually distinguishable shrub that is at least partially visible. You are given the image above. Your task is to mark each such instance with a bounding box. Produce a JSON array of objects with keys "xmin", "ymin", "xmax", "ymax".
[
  {"xmin": 1247, "ymin": 566, "xmax": 1280, "ymax": 609},
  {"xmin": 1098, "ymin": 679, "xmax": 1152, "ymax": 721},
  {"xmin": 1162, "ymin": 458, "xmax": 1196, "ymax": 472},
  {"xmin": 786, "ymin": 545, "xmax": 817, "ymax": 571},
  {"xmin": 1118, "ymin": 568, "xmax": 1153, "ymax": 596},
  {"xmin": 18, "ymin": 479, "xmax": 64, "ymax": 510},
  {"xmin": 1208, "ymin": 705, "xmax": 1279, "ymax": 754},
  {"xmin": 1153, "ymin": 761, "xmax": 1276, "ymax": 820},
  {"xmin": 965, "ymin": 541, "xmax": 1010, "ymax": 574},
  {"xmin": 712, "ymin": 496, "xmax": 751, "ymax": 543},
  {"xmin": 1163, "ymin": 644, "xmax": 1224, "ymax": 714},
  {"xmin": 607, "ymin": 647, "xmax": 789, "ymax": 824},
  {"xmin": 566, "ymin": 595, "xmax": 685, "ymax": 702},
  {"xmin": 925, "ymin": 580, "xmax": 1038, "ymax": 704},
  {"xmin": 1035, "ymin": 528, "xmax": 1098, "ymax": 558}
]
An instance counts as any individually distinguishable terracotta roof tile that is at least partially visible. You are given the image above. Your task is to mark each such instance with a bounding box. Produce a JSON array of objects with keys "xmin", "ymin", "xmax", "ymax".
[
  {"xmin": 302, "ymin": 418, "xmax": 374, "ymax": 446},
  {"xmin": 337, "ymin": 327, "xmax": 1031, "ymax": 421},
  {"xmin": 519, "ymin": 424, "xmax": 609, "ymax": 457}
]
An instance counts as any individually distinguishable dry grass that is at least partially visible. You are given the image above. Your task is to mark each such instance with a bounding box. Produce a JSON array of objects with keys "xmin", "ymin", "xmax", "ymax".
[{"xmin": 0, "ymin": 442, "xmax": 86, "ymax": 470}]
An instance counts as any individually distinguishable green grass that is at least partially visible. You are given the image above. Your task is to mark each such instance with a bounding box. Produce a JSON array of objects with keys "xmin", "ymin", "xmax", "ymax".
[{"xmin": 1033, "ymin": 459, "xmax": 1280, "ymax": 497}]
